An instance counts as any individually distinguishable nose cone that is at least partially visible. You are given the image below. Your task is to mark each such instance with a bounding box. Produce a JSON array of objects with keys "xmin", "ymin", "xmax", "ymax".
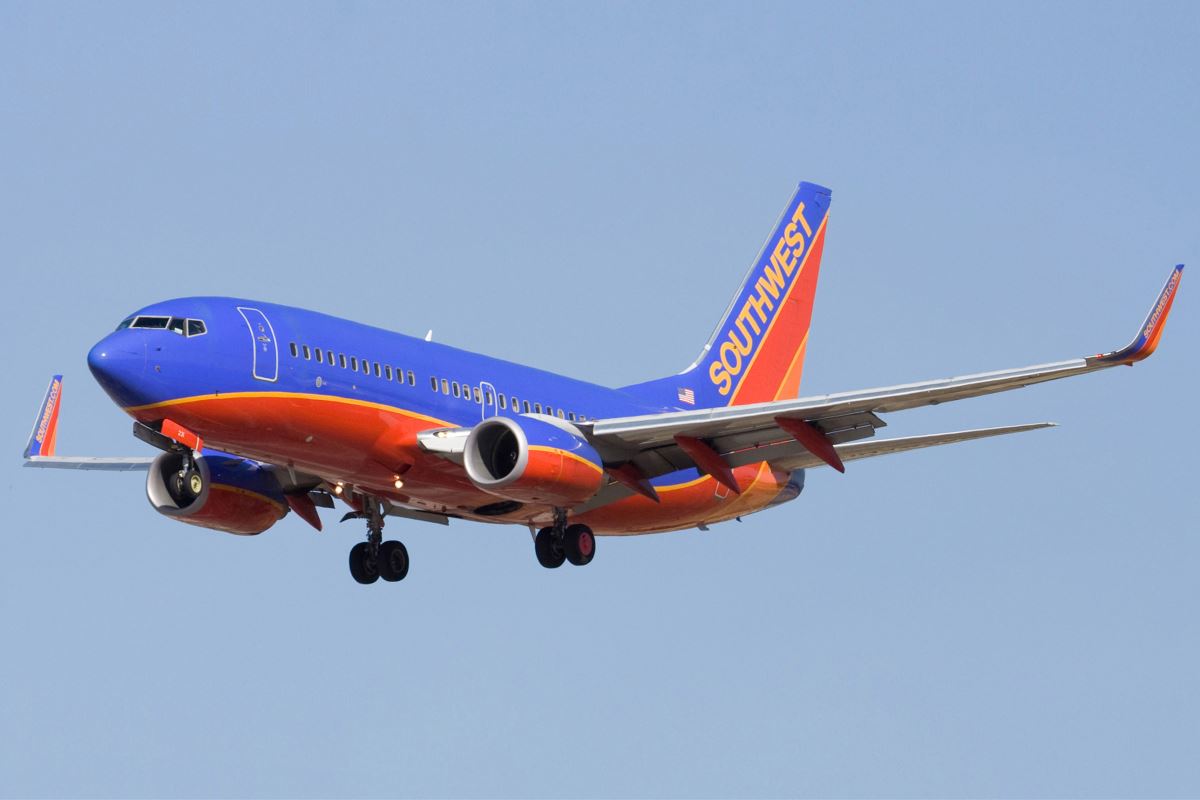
[{"xmin": 88, "ymin": 333, "xmax": 147, "ymax": 407}]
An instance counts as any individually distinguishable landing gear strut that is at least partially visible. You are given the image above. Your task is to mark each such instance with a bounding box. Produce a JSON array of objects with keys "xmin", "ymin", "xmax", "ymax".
[
  {"xmin": 348, "ymin": 497, "xmax": 409, "ymax": 584},
  {"xmin": 534, "ymin": 509, "xmax": 595, "ymax": 569}
]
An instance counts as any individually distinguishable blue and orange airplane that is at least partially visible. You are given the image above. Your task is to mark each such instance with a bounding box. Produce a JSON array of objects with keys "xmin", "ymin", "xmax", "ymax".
[{"xmin": 23, "ymin": 182, "xmax": 1184, "ymax": 583}]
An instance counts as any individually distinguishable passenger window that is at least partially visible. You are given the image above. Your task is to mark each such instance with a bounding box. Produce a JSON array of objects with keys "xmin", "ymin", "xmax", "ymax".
[
  {"xmin": 558, "ymin": 409, "xmax": 565, "ymax": 419},
  {"xmin": 485, "ymin": 390, "xmax": 494, "ymax": 404},
  {"xmin": 302, "ymin": 345, "xmax": 311, "ymax": 360},
  {"xmin": 327, "ymin": 350, "xmax": 335, "ymax": 364},
  {"xmin": 441, "ymin": 379, "xmax": 450, "ymax": 395},
  {"xmin": 510, "ymin": 395, "xmax": 518, "ymax": 411},
  {"xmin": 350, "ymin": 357, "xmax": 358, "ymax": 371},
  {"xmin": 316, "ymin": 350, "xmax": 324, "ymax": 364},
  {"xmin": 473, "ymin": 387, "xmax": 482, "ymax": 403},
  {"xmin": 523, "ymin": 400, "xmax": 531, "ymax": 413},
  {"xmin": 374, "ymin": 362, "xmax": 381, "ymax": 378},
  {"xmin": 499, "ymin": 394, "xmax": 507, "ymax": 410},
  {"xmin": 362, "ymin": 359, "xmax": 370, "ymax": 375},
  {"xmin": 186, "ymin": 320, "xmax": 206, "ymax": 337},
  {"xmin": 290, "ymin": 343, "xmax": 298, "ymax": 357},
  {"xmin": 534, "ymin": 403, "xmax": 543, "ymax": 414},
  {"xmin": 385, "ymin": 365, "xmax": 393, "ymax": 381},
  {"xmin": 452, "ymin": 382, "xmax": 460, "ymax": 398},
  {"xmin": 339, "ymin": 354, "xmax": 347, "ymax": 369},
  {"xmin": 407, "ymin": 371, "xmax": 415, "ymax": 386},
  {"xmin": 430, "ymin": 376, "xmax": 438, "ymax": 391}
]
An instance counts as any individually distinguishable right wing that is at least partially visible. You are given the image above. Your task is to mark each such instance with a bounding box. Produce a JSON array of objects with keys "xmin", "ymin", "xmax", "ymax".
[{"xmin": 573, "ymin": 264, "xmax": 1183, "ymax": 489}]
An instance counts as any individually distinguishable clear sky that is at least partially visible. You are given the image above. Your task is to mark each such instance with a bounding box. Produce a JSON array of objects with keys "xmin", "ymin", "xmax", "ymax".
[{"xmin": 2, "ymin": 2, "xmax": 1197, "ymax": 797}]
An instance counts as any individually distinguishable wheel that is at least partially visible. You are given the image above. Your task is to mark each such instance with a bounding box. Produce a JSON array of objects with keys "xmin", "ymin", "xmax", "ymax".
[
  {"xmin": 534, "ymin": 527, "xmax": 565, "ymax": 569},
  {"xmin": 378, "ymin": 540, "xmax": 409, "ymax": 582},
  {"xmin": 563, "ymin": 523, "xmax": 595, "ymax": 566},
  {"xmin": 169, "ymin": 472, "xmax": 189, "ymax": 503},
  {"xmin": 184, "ymin": 468, "xmax": 203, "ymax": 498},
  {"xmin": 349, "ymin": 541, "xmax": 379, "ymax": 584}
]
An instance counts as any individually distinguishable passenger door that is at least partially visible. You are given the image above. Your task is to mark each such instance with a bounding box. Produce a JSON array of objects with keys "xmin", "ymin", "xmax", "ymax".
[{"xmin": 237, "ymin": 307, "xmax": 279, "ymax": 382}]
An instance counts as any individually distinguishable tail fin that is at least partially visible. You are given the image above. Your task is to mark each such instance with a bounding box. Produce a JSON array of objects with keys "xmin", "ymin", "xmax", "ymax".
[
  {"xmin": 621, "ymin": 181, "xmax": 832, "ymax": 408},
  {"xmin": 24, "ymin": 375, "xmax": 63, "ymax": 458}
]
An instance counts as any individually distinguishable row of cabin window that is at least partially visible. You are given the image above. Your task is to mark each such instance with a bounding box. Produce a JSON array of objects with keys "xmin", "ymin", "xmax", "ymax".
[
  {"xmin": 288, "ymin": 342, "xmax": 416, "ymax": 386},
  {"xmin": 426, "ymin": 375, "xmax": 587, "ymax": 422}
]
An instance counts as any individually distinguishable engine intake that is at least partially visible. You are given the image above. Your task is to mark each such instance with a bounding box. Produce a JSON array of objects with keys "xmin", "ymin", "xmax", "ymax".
[
  {"xmin": 464, "ymin": 416, "xmax": 604, "ymax": 507},
  {"xmin": 146, "ymin": 451, "xmax": 287, "ymax": 535}
]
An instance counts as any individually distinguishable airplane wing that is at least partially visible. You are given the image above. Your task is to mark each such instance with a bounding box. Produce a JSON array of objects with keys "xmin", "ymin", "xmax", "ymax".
[
  {"xmin": 20, "ymin": 375, "xmax": 155, "ymax": 471},
  {"xmin": 24, "ymin": 456, "xmax": 154, "ymax": 470},
  {"xmin": 571, "ymin": 264, "xmax": 1182, "ymax": 492}
]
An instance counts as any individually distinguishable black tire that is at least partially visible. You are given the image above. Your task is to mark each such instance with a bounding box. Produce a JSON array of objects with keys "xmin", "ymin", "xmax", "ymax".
[
  {"xmin": 563, "ymin": 523, "xmax": 596, "ymax": 566},
  {"xmin": 534, "ymin": 527, "xmax": 565, "ymax": 569},
  {"xmin": 378, "ymin": 540, "xmax": 409, "ymax": 582},
  {"xmin": 349, "ymin": 541, "xmax": 379, "ymax": 584},
  {"xmin": 169, "ymin": 472, "xmax": 189, "ymax": 504}
]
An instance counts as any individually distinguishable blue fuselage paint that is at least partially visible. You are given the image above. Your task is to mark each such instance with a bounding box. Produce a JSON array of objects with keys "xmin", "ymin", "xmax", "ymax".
[{"xmin": 88, "ymin": 297, "xmax": 803, "ymax": 525}]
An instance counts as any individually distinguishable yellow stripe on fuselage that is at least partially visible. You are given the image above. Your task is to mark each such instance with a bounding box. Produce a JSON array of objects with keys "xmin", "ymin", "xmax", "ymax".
[{"xmin": 124, "ymin": 390, "xmax": 452, "ymax": 428}]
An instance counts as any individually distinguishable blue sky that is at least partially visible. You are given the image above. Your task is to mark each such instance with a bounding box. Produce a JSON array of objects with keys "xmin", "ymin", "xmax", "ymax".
[{"xmin": 2, "ymin": 2, "xmax": 1197, "ymax": 797}]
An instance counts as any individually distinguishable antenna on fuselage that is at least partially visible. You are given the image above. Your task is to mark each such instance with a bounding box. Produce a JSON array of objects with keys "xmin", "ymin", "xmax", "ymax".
[{"xmin": 424, "ymin": 330, "xmax": 433, "ymax": 342}]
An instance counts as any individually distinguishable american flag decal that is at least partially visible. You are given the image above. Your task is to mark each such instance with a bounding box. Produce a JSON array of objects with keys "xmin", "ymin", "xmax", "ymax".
[{"xmin": 677, "ymin": 387, "xmax": 695, "ymax": 405}]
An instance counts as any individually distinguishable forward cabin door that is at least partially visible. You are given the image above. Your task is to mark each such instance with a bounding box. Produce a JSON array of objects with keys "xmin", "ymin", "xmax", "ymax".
[{"xmin": 237, "ymin": 307, "xmax": 279, "ymax": 382}]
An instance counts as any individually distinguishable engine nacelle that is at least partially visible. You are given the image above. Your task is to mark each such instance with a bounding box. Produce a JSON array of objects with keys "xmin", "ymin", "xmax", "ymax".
[
  {"xmin": 464, "ymin": 416, "xmax": 604, "ymax": 507},
  {"xmin": 146, "ymin": 451, "xmax": 287, "ymax": 535}
]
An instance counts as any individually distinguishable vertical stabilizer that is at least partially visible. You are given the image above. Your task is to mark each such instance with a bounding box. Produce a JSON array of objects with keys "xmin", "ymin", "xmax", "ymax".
[{"xmin": 621, "ymin": 181, "xmax": 832, "ymax": 409}]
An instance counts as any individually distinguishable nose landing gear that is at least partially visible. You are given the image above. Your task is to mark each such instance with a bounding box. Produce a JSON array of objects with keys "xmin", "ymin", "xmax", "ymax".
[{"xmin": 348, "ymin": 497, "xmax": 409, "ymax": 585}]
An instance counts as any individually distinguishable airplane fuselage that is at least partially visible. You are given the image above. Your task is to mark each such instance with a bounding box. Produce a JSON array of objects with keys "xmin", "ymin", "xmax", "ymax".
[{"xmin": 87, "ymin": 297, "xmax": 801, "ymax": 534}]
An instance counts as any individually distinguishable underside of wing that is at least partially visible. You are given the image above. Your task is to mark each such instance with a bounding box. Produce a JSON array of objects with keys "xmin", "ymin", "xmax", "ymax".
[
  {"xmin": 581, "ymin": 264, "xmax": 1182, "ymax": 483},
  {"xmin": 769, "ymin": 423, "xmax": 1055, "ymax": 471},
  {"xmin": 23, "ymin": 455, "xmax": 155, "ymax": 471}
]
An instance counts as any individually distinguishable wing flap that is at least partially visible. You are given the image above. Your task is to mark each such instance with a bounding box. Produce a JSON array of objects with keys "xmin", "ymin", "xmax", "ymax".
[{"xmin": 770, "ymin": 423, "xmax": 1055, "ymax": 471}]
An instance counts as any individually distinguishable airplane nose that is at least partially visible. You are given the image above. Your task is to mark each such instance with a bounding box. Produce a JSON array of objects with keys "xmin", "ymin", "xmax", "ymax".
[{"xmin": 88, "ymin": 334, "xmax": 147, "ymax": 405}]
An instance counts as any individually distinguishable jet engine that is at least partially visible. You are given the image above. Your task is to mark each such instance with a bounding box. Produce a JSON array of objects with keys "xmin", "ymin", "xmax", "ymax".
[
  {"xmin": 146, "ymin": 450, "xmax": 288, "ymax": 535},
  {"xmin": 463, "ymin": 416, "xmax": 604, "ymax": 506}
]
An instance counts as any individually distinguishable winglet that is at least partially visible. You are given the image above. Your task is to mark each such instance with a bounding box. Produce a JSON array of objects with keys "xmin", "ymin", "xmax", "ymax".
[
  {"xmin": 1092, "ymin": 264, "xmax": 1184, "ymax": 365},
  {"xmin": 24, "ymin": 375, "xmax": 64, "ymax": 459}
]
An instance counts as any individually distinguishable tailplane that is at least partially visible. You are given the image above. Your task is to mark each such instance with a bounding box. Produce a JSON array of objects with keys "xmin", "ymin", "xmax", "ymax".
[{"xmin": 621, "ymin": 181, "xmax": 832, "ymax": 409}]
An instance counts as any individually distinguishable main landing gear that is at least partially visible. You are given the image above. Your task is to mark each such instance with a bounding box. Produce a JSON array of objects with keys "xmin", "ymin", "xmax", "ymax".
[
  {"xmin": 348, "ymin": 497, "xmax": 409, "ymax": 585},
  {"xmin": 534, "ymin": 510, "xmax": 596, "ymax": 569}
]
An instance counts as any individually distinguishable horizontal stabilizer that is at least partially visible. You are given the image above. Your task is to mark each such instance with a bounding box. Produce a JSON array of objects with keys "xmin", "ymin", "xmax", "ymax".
[{"xmin": 772, "ymin": 423, "xmax": 1055, "ymax": 471}]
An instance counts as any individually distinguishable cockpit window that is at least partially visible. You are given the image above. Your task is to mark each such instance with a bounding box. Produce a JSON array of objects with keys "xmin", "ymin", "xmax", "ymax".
[{"xmin": 123, "ymin": 315, "xmax": 207, "ymax": 337}]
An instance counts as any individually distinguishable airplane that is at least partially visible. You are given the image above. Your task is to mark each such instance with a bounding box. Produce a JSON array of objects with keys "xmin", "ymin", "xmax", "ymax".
[{"xmin": 23, "ymin": 181, "xmax": 1184, "ymax": 584}]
